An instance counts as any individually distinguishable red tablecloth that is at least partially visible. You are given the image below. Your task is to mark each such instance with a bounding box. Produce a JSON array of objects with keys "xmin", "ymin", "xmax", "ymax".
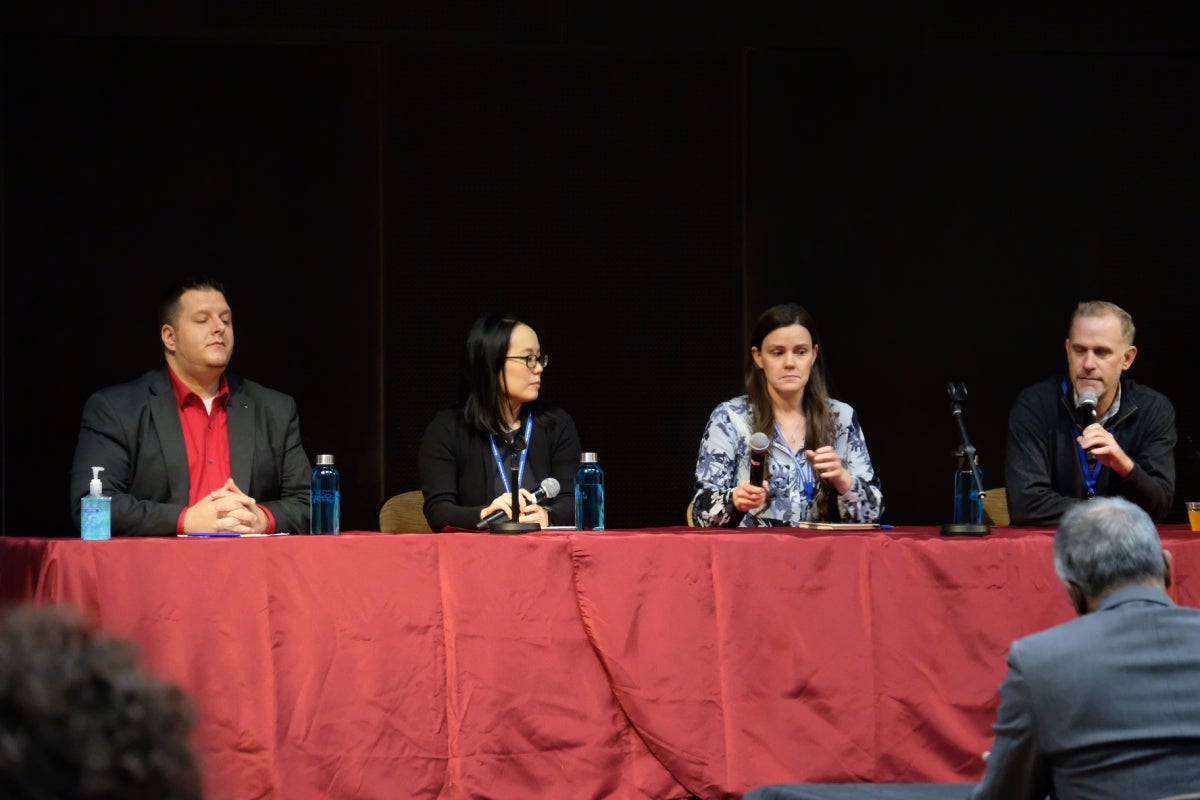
[{"xmin": 2, "ymin": 526, "xmax": 1198, "ymax": 800}]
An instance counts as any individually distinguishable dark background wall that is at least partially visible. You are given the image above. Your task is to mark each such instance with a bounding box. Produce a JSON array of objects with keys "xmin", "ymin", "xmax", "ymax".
[{"xmin": 2, "ymin": 4, "xmax": 1197, "ymax": 534}]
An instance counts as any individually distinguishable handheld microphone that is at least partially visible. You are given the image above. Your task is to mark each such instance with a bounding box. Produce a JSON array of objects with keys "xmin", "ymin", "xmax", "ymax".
[
  {"xmin": 1078, "ymin": 390, "xmax": 1098, "ymax": 465},
  {"xmin": 476, "ymin": 477, "xmax": 561, "ymax": 529},
  {"xmin": 748, "ymin": 431, "xmax": 771, "ymax": 485},
  {"xmin": 1078, "ymin": 390, "xmax": 1098, "ymax": 427}
]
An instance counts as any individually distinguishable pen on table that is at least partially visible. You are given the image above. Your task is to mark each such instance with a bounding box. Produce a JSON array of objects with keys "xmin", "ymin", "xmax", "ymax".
[
  {"xmin": 184, "ymin": 532, "xmax": 241, "ymax": 538},
  {"xmin": 880, "ymin": 524, "xmax": 895, "ymax": 530}
]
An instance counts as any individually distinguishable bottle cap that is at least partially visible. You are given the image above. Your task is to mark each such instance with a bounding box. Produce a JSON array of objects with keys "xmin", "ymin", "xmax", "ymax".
[
  {"xmin": 90, "ymin": 466, "xmax": 104, "ymax": 497},
  {"xmin": 317, "ymin": 454, "xmax": 335, "ymax": 465},
  {"xmin": 580, "ymin": 452, "xmax": 598, "ymax": 463}
]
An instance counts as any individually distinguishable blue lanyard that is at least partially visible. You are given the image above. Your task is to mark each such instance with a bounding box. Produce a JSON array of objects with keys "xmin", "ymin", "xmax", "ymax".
[
  {"xmin": 1075, "ymin": 440, "xmax": 1102, "ymax": 498},
  {"xmin": 488, "ymin": 413, "xmax": 534, "ymax": 494},
  {"xmin": 773, "ymin": 422, "xmax": 815, "ymax": 504}
]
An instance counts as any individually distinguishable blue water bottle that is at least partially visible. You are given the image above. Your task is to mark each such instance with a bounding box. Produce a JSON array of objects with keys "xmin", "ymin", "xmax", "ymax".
[
  {"xmin": 310, "ymin": 454, "xmax": 341, "ymax": 534},
  {"xmin": 952, "ymin": 452, "xmax": 984, "ymax": 525},
  {"xmin": 575, "ymin": 452, "xmax": 605, "ymax": 531}
]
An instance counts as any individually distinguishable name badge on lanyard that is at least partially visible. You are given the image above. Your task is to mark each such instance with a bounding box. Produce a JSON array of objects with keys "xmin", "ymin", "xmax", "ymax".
[{"xmin": 489, "ymin": 413, "xmax": 535, "ymax": 494}]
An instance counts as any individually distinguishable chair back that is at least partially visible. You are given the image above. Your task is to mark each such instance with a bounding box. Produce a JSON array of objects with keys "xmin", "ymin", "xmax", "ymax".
[
  {"xmin": 982, "ymin": 487, "xmax": 1009, "ymax": 527},
  {"xmin": 379, "ymin": 490, "xmax": 432, "ymax": 533}
]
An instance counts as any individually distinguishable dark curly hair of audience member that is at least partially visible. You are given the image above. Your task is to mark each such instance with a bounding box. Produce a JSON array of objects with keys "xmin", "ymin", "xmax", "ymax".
[{"xmin": 0, "ymin": 604, "xmax": 203, "ymax": 800}]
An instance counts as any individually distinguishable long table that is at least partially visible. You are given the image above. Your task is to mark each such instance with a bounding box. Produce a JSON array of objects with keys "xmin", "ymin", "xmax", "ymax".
[{"xmin": 2, "ymin": 526, "xmax": 1198, "ymax": 800}]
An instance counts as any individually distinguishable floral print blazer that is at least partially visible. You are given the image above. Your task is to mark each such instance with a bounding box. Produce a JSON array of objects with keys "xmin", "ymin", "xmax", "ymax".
[{"xmin": 691, "ymin": 395, "xmax": 884, "ymax": 527}]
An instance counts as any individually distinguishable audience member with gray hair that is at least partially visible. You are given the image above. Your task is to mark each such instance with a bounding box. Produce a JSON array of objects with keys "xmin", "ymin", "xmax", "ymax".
[
  {"xmin": 1053, "ymin": 492, "xmax": 1171, "ymax": 610},
  {"xmin": 972, "ymin": 496, "xmax": 1200, "ymax": 799}
]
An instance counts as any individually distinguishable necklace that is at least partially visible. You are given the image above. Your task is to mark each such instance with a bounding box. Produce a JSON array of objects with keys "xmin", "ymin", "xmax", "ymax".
[{"xmin": 777, "ymin": 415, "xmax": 805, "ymax": 451}]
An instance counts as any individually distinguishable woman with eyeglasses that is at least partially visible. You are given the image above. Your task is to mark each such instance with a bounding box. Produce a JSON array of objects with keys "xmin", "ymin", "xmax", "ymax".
[
  {"xmin": 418, "ymin": 312, "xmax": 581, "ymax": 532},
  {"xmin": 691, "ymin": 302, "xmax": 884, "ymax": 528}
]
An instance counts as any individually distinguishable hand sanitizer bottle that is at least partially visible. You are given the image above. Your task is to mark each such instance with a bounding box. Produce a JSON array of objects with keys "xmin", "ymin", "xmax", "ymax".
[{"xmin": 81, "ymin": 466, "xmax": 111, "ymax": 540}]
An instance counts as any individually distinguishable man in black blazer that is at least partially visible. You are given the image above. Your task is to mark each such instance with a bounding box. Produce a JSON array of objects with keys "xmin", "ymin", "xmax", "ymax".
[{"xmin": 70, "ymin": 278, "xmax": 312, "ymax": 536}]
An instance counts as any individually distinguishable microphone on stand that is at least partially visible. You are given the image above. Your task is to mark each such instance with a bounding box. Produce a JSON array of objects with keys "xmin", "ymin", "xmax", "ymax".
[
  {"xmin": 477, "ymin": 478, "xmax": 561, "ymax": 530},
  {"xmin": 941, "ymin": 381, "xmax": 990, "ymax": 537},
  {"xmin": 488, "ymin": 429, "xmax": 541, "ymax": 534},
  {"xmin": 748, "ymin": 432, "xmax": 771, "ymax": 485},
  {"xmin": 1078, "ymin": 390, "xmax": 1098, "ymax": 466}
]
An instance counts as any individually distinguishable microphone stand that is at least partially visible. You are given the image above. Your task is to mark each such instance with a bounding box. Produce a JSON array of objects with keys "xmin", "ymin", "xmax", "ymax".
[
  {"xmin": 941, "ymin": 381, "xmax": 991, "ymax": 537},
  {"xmin": 490, "ymin": 435, "xmax": 540, "ymax": 535}
]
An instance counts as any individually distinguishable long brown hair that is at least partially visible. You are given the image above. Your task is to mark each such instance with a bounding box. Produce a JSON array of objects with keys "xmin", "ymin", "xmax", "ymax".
[{"xmin": 745, "ymin": 303, "xmax": 838, "ymax": 520}]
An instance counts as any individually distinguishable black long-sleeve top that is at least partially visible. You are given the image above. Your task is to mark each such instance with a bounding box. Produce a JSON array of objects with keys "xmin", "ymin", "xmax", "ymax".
[
  {"xmin": 418, "ymin": 406, "xmax": 581, "ymax": 532},
  {"xmin": 1004, "ymin": 375, "xmax": 1176, "ymax": 525}
]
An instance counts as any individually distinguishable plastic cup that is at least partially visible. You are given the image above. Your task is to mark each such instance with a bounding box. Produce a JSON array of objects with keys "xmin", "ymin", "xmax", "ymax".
[{"xmin": 1188, "ymin": 502, "xmax": 1200, "ymax": 532}]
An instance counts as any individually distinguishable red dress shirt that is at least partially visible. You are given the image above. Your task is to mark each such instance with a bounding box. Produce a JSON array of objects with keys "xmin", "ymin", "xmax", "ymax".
[{"xmin": 167, "ymin": 368, "xmax": 276, "ymax": 533}]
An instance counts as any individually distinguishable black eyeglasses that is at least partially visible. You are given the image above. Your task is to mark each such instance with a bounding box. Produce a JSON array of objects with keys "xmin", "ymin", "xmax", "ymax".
[{"xmin": 506, "ymin": 353, "xmax": 549, "ymax": 370}]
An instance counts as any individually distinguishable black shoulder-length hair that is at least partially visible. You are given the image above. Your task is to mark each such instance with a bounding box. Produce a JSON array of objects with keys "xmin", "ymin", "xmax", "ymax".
[{"xmin": 456, "ymin": 311, "xmax": 553, "ymax": 437}]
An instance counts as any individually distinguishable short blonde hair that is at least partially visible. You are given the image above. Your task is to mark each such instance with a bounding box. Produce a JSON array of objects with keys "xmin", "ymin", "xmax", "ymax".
[{"xmin": 1071, "ymin": 300, "xmax": 1135, "ymax": 345}]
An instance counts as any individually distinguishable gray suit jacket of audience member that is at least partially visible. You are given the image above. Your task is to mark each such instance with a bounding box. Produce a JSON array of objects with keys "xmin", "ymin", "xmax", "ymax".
[
  {"xmin": 70, "ymin": 367, "xmax": 312, "ymax": 536},
  {"xmin": 971, "ymin": 585, "xmax": 1200, "ymax": 800}
]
